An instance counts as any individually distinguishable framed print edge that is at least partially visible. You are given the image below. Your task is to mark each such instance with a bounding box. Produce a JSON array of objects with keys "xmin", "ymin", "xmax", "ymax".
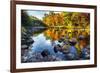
[
  {"xmin": 94, "ymin": 6, "xmax": 97, "ymax": 67},
  {"xmin": 11, "ymin": 1, "xmax": 17, "ymax": 73},
  {"xmin": 10, "ymin": 1, "xmax": 97, "ymax": 73}
]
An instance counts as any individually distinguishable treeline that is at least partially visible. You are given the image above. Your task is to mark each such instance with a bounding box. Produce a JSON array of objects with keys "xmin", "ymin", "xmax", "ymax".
[
  {"xmin": 43, "ymin": 11, "xmax": 90, "ymax": 29},
  {"xmin": 21, "ymin": 10, "xmax": 47, "ymax": 28}
]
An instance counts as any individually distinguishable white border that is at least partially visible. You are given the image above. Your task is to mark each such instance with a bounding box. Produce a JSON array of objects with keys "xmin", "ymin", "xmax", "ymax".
[{"xmin": 16, "ymin": 5, "xmax": 94, "ymax": 69}]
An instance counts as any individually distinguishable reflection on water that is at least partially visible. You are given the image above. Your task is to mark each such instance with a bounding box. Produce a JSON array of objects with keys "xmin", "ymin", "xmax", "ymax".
[
  {"xmin": 32, "ymin": 27, "xmax": 90, "ymax": 52},
  {"xmin": 32, "ymin": 33, "xmax": 55, "ymax": 55},
  {"xmin": 21, "ymin": 27, "xmax": 90, "ymax": 63},
  {"xmin": 44, "ymin": 27, "xmax": 90, "ymax": 40}
]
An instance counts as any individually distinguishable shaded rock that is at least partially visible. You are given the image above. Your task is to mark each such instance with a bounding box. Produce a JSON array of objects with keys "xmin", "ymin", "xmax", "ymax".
[
  {"xmin": 43, "ymin": 55, "xmax": 56, "ymax": 61},
  {"xmin": 53, "ymin": 46, "xmax": 58, "ymax": 53},
  {"xmin": 78, "ymin": 35, "xmax": 85, "ymax": 40},
  {"xmin": 61, "ymin": 45, "xmax": 70, "ymax": 54},
  {"xmin": 53, "ymin": 44, "xmax": 62, "ymax": 53},
  {"xmin": 21, "ymin": 45, "xmax": 28, "ymax": 49},
  {"xmin": 27, "ymin": 39, "xmax": 34, "ymax": 45},
  {"xmin": 81, "ymin": 47, "xmax": 90, "ymax": 59},
  {"xmin": 58, "ymin": 37, "xmax": 65, "ymax": 43},
  {"xmin": 27, "ymin": 52, "xmax": 43, "ymax": 62},
  {"xmin": 41, "ymin": 49, "xmax": 50, "ymax": 57},
  {"xmin": 69, "ymin": 38, "xmax": 77, "ymax": 46},
  {"xmin": 21, "ymin": 38, "xmax": 34, "ymax": 45},
  {"xmin": 67, "ymin": 53, "xmax": 75, "ymax": 60}
]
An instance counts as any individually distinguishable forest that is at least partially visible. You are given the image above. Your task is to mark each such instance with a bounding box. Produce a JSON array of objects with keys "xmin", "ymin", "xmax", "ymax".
[
  {"xmin": 21, "ymin": 10, "xmax": 90, "ymax": 63},
  {"xmin": 21, "ymin": 10, "xmax": 90, "ymax": 30}
]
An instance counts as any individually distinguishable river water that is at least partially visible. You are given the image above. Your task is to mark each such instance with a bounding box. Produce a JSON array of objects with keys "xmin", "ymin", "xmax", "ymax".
[
  {"xmin": 21, "ymin": 27, "xmax": 90, "ymax": 62},
  {"xmin": 31, "ymin": 27, "xmax": 89, "ymax": 59}
]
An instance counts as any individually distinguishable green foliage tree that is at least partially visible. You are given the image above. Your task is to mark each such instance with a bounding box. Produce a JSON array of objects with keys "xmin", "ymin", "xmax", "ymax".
[
  {"xmin": 21, "ymin": 10, "xmax": 47, "ymax": 28},
  {"xmin": 21, "ymin": 10, "xmax": 32, "ymax": 27}
]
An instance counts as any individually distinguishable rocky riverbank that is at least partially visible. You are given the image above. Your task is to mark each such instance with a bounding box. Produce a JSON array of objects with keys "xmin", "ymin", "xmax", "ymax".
[{"xmin": 21, "ymin": 29, "xmax": 90, "ymax": 63}]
